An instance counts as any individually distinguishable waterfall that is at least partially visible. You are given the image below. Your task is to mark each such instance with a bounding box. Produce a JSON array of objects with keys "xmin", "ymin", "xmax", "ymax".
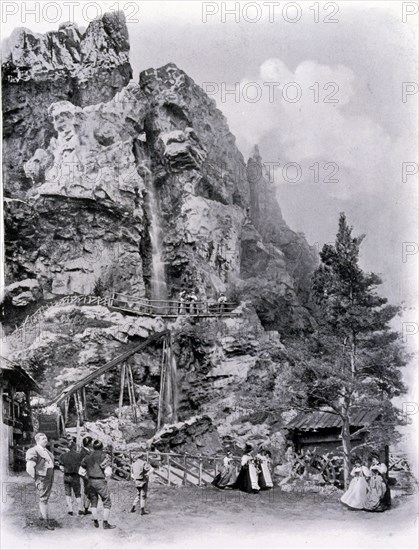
[
  {"xmin": 157, "ymin": 337, "xmax": 178, "ymax": 430},
  {"xmin": 146, "ymin": 170, "xmax": 168, "ymax": 301}
]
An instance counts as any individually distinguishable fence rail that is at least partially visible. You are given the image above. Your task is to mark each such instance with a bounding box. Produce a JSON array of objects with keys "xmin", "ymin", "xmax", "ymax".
[
  {"xmin": 7, "ymin": 293, "xmax": 240, "ymax": 345},
  {"xmin": 14, "ymin": 441, "xmax": 239, "ymax": 487}
]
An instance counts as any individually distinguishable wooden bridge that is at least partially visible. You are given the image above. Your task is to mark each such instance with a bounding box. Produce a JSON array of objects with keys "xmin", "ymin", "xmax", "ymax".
[
  {"xmin": 32, "ymin": 330, "xmax": 173, "ymax": 437},
  {"xmin": 7, "ymin": 292, "xmax": 240, "ymax": 346}
]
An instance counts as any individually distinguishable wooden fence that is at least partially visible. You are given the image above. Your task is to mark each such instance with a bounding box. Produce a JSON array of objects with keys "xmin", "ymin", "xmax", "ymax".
[
  {"xmin": 110, "ymin": 449, "xmax": 240, "ymax": 487},
  {"xmin": 13, "ymin": 441, "xmax": 239, "ymax": 487},
  {"xmin": 7, "ymin": 293, "xmax": 240, "ymax": 346}
]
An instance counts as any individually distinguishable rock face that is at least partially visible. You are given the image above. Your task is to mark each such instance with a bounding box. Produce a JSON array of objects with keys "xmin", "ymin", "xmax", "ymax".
[
  {"xmin": 2, "ymin": 12, "xmax": 132, "ymax": 196},
  {"xmin": 3, "ymin": 15, "xmax": 318, "ymax": 453},
  {"xmin": 5, "ymin": 84, "xmax": 149, "ymax": 298}
]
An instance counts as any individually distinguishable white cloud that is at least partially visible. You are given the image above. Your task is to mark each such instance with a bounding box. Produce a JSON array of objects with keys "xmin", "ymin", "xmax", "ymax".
[{"xmin": 215, "ymin": 57, "xmax": 408, "ymax": 198}]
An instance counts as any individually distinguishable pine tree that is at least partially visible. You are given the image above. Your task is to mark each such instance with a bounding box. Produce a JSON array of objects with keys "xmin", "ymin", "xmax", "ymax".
[{"xmin": 282, "ymin": 213, "xmax": 408, "ymax": 486}]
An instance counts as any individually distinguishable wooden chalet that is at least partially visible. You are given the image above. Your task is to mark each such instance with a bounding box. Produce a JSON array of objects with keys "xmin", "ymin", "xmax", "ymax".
[{"xmin": 285, "ymin": 407, "xmax": 387, "ymax": 461}]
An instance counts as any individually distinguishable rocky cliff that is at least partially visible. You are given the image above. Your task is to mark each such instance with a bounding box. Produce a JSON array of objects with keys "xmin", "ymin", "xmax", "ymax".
[
  {"xmin": 2, "ymin": 13, "xmax": 317, "ymax": 453},
  {"xmin": 2, "ymin": 13, "xmax": 132, "ymax": 199}
]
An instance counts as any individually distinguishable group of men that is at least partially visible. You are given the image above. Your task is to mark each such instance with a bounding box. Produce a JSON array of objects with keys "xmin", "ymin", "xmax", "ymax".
[
  {"xmin": 178, "ymin": 289, "xmax": 228, "ymax": 315},
  {"xmin": 25, "ymin": 432, "xmax": 152, "ymax": 531}
]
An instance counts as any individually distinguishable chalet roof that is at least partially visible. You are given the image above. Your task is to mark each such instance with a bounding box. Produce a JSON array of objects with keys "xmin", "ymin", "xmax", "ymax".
[
  {"xmin": 285, "ymin": 408, "xmax": 381, "ymax": 431},
  {"xmin": 0, "ymin": 355, "xmax": 40, "ymax": 393}
]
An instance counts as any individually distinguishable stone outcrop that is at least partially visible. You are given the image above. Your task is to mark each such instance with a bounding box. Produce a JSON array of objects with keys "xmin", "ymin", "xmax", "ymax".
[
  {"xmin": 2, "ymin": 12, "xmax": 132, "ymax": 196},
  {"xmin": 149, "ymin": 416, "xmax": 222, "ymax": 455},
  {"xmin": 3, "ymin": 15, "xmax": 318, "ymax": 453}
]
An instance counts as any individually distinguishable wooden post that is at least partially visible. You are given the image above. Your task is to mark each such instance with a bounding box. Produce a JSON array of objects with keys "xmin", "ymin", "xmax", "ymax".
[
  {"xmin": 127, "ymin": 364, "xmax": 137, "ymax": 423},
  {"xmin": 198, "ymin": 457, "xmax": 203, "ymax": 486},
  {"xmin": 183, "ymin": 455, "xmax": 187, "ymax": 486},
  {"xmin": 119, "ymin": 364, "xmax": 126, "ymax": 420},
  {"xmin": 63, "ymin": 397, "xmax": 69, "ymax": 424},
  {"xmin": 157, "ymin": 339, "xmax": 167, "ymax": 431},
  {"xmin": 166, "ymin": 454, "xmax": 171, "ymax": 486},
  {"xmin": 75, "ymin": 394, "xmax": 81, "ymax": 450},
  {"xmin": 82, "ymin": 387, "xmax": 87, "ymax": 421}
]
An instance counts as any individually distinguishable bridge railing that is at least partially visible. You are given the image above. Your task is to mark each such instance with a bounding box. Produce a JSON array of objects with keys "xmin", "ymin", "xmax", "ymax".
[
  {"xmin": 112, "ymin": 292, "xmax": 238, "ymax": 316},
  {"xmin": 7, "ymin": 293, "xmax": 240, "ymax": 345},
  {"xmin": 14, "ymin": 440, "xmax": 239, "ymax": 487},
  {"xmin": 110, "ymin": 449, "xmax": 240, "ymax": 486}
]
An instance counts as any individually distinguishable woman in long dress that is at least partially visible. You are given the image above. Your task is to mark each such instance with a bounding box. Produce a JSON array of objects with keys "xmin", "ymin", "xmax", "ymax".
[
  {"xmin": 256, "ymin": 449, "xmax": 274, "ymax": 490},
  {"xmin": 364, "ymin": 455, "xmax": 391, "ymax": 512},
  {"xmin": 340, "ymin": 458, "xmax": 370, "ymax": 509},
  {"xmin": 232, "ymin": 445, "xmax": 260, "ymax": 493},
  {"xmin": 212, "ymin": 451, "xmax": 236, "ymax": 489}
]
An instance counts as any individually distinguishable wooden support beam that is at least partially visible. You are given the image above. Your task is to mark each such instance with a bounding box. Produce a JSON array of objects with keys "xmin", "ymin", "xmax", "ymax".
[
  {"xmin": 166, "ymin": 454, "xmax": 171, "ymax": 486},
  {"xmin": 157, "ymin": 339, "xmax": 167, "ymax": 431},
  {"xmin": 82, "ymin": 387, "xmax": 87, "ymax": 421},
  {"xmin": 119, "ymin": 364, "xmax": 126, "ymax": 420},
  {"xmin": 127, "ymin": 364, "xmax": 137, "ymax": 423}
]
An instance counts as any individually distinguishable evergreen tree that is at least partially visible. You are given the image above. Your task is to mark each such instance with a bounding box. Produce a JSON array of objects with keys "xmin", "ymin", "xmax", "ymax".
[{"xmin": 282, "ymin": 213, "xmax": 408, "ymax": 485}]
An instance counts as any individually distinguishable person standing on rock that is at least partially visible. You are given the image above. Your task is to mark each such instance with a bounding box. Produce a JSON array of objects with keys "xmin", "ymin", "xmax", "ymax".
[
  {"xmin": 25, "ymin": 432, "xmax": 56, "ymax": 530},
  {"xmin": 79, "ymin": 436, "xmax": 93, "ymax": 515},
  {"xmin": 79, "ymin": 440, "xmax": 116, "ymax": 529},
  {"xmin": 130, "ymin": 452, "xmax": 153, "ymax": 515}
]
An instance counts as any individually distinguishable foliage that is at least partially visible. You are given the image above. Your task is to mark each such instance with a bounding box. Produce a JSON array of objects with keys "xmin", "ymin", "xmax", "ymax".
[
  {"xmin": 280, "ymin": 213, "xmax": 408, "ymax": 483},
  {"xmin": 93, "ymin": 277, "xmax": 106, "ymax": 297}
]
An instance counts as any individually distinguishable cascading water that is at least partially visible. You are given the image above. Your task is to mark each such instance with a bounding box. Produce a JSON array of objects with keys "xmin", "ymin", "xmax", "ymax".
[{"xmin": 145, "ymin": 168, "xmax": 168, "ymax": 302}]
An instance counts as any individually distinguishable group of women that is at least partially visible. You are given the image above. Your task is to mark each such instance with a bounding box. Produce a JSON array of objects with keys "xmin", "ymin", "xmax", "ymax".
[
  {"xmin": 340, "ymin": 454, "xmax": 391, "ymax": 512},
  {"xmin": 212, "ymin": 445, "xmax": 273, "ymax": 493}
]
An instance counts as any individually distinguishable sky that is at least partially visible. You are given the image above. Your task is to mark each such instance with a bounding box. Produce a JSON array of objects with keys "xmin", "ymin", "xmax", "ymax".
[{"xmin": 1, "ymin": 0, "xmax": 418, "ymax": 311}]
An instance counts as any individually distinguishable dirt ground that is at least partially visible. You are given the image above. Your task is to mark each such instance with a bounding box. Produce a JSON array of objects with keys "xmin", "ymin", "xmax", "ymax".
[{"xmin": 1, "ymin": 471, "xmax": 418, "ymax": 550}]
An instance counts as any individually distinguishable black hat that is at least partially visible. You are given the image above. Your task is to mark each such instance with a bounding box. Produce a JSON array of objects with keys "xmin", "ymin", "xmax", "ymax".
[
  {"xmin": 244, "ymin": 444, "xmax": 253, "ymax": 454},
  {"xmin": 82, "ymin": 436, "xmax": 93, "ymax": 447},
  {"xmin": 93, "ymin": 440, "xmax": 103, "ymax": 451}
]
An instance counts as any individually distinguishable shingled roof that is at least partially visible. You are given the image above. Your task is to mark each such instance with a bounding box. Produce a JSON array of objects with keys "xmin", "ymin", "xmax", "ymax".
[
  {"xmin": 286, "ymin": 408, "xmax": 381, "ymax": 431},
  {"xmin": 0, "ymin": 355, "xmax": 40, "ymax": 392}
]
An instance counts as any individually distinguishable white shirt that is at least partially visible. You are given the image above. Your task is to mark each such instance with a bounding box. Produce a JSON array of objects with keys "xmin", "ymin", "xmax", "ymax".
[{"xmin": 35, "ymin": 445, "xmax": 54, "ymax": 469}]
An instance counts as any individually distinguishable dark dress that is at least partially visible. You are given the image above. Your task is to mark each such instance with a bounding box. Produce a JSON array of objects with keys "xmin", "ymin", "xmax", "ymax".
[
  {"xmin": 231, "ymin": 455, "xmax": 260, "ymax": 493},
  {"xmin": 364, "ymin": 465, "xmax": 391, "ymax": 512},
  {"xmin": 212, "ymin": 457, "xmax": 236, "ymax": 489}
]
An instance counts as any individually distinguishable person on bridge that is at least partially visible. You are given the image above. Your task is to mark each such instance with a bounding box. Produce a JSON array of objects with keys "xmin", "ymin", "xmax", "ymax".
[
  {"xmin": 218, "ymin": 292, "xmax": 227, "ymax": 314},
  {"xmin": 25, "ymin": 433, "xmax": 55, "ymax": 530},
  {"xmin": 130, "ymin": 452, "xmax": 153, "ymax": 515},
  {"xmin": 178, "ymin": 289, "xmax": 187, "ymax": 314},
  {"xmin": 60, "ymin": 440, "xmax": 83, "ymax": 516},
  {"xmin": 188, "ymin": 290, "xmax": 198, "ymax": 315},
  {"xmin": 79, "ymin": 436, "xmax": 93, "ymax": 515},
  {"xmin": 79, "ymin": 440, "xmax": 116, "ymax": 529}
]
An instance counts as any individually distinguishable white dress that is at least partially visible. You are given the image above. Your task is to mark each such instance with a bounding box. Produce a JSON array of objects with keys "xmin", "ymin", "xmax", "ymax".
[{"xmin": 340, "ymin": 466, "xmax": 371, "ymax": 509}]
